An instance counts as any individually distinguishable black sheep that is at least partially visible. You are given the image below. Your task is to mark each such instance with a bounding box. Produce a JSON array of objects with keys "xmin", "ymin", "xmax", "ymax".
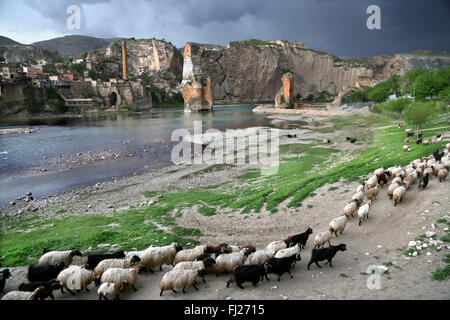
[
  {"xmin": 30, "ymin": 285, "xmax": 61, "ymax": 300},
  {"xmin": 418, "ymin": 173, "xmax": 430, "ymax": 190},
  {"xmin": 27, "ymin": 261, "xmax": 65, "ymax": 283},
  {"xmin": 350, "ymin": 138, "xmax": 357, "ymax": 144},
  {"xmin": 416, "ymin": 138, "xmax": 422, "ymax": 145},
  {"xmin": 377, "ymin": 173, "xmax": 389, "ymax": 187},
  {"xmin": 307, "ymin": 243, "xmax": 347, "ymax": 270},
  {"xmin": 18, "ymin": 279, "xmax": 61, "ymax": 300},
  {"xmin": 265, "ymin": 253, "xmax": 301, "ymax": 281},
  {"xmin": 86, "ymin": 250, "xmax": 126, "ymax": 270},
  {"xmin": 289, "ymin": 228, "xmax": 313, "ymax": 249},
  {"xmin": 434, "ymin": 151, "xmax": 445, "ymax": 162},
  {"xmin": 0, "ymin": 268, "xmax": 12, "ymax": 294},
  {"xmin": 407, "ymin": 132, "xmax": 414, "ymax": 137},
  {"xmin": 226, "ymin": 263, "xmax": 271, "ymax": 289}
]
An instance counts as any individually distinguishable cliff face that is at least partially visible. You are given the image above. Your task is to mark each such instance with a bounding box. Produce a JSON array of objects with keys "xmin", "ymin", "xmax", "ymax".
[
  {"xmin": 0, "ymin": 45, "xmax": 57, "ymax": 63},
  {"xmin": 107, "ymin": 39, "xmax": 183, "ymax": 77},
  {"xmin": 182, "ymin": 42, "xmax": 450, "ymax": 103},
  {"xmin": 182, "ymin": 41, "xmax": 373, "ymax": 102}
]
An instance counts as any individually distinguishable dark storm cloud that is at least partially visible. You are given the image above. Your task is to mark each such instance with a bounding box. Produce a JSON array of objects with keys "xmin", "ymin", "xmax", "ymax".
[{"xmin": 0, "ymin": 0, "xmax": 449, "ymax": 57}]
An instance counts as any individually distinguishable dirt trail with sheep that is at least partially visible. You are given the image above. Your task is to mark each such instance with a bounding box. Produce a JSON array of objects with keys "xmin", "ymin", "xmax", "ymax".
[{"xmin": 3, "ymin": 165, "xmax": 449, "ymax": 300}]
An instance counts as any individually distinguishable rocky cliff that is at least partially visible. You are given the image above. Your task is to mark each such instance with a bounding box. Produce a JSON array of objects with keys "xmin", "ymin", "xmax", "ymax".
[
  {"xmin": 182, "ymin": 41, "xmax": 373, "ymax": 103},
  {"xmin": 182, "ymin": 41, "xmax": 450, "ymax": 103},
  {"xmin": 106, "ymin": 39, "xmax": 183, "ymax": 78},
  {"xmin": 0, "ymin": 44, "xmax": 57, "ymax": 64}
]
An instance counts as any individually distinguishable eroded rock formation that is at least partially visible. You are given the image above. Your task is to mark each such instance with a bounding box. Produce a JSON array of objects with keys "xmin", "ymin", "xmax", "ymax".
[{"xmin": 182, "ymin": 76, "xmax": 213, "ymax": 112}]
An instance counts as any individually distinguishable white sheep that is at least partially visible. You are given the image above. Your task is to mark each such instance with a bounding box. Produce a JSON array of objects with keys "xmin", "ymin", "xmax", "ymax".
[
  {"xmin": 366, "ymin": 176, "xmax": 378, "ymax": 189},
  {"xmin": 173, "ymin": 245, "xmax": 207, "ymax": 265},
  {"xmin": 125, "ymin": 244, "xmax": 156, "ymax": 259},
  {"xmin": 214, "ymin": 249, "xmax": 250, "ymax": 276},
  {"xmin": 98, "ymin": 282, "xmax": 124, "ymax": 300},
  {"xmin": 446, "ymin": 143, "xmax": 450, "ymax": 151},
  {"xmin": 245, "ymin": 250, "xmax": 276, "ymax": 265},
  {"xmin": 366, "ymin": 185, "xmax": 379, "ymax": 201},
  {"xmin": 355, "ymin": 182, "xmax": 365, "ymax": 193},
  {"xmin": 266, "ymin": 238, "xmax": 290, "ymax": 252},
  {"xmin": 387, "ymin": 181, "xmax": 401, "ymax": 199},
  {"xmin": 38, "ymin": 249, "xmax": 82, "ymax": 267},
  {"xmin": 358, "ymin": 201, "xmax": 372, "ymax": 225},
  {"xmin": 343, "ymin": 199, "xmax": 359, "ymax": 219},
  {"xmin": 438, "ymin": 167, "xmax": 449, "ymax": 182},
  {"xmin": 393, "ymin": 185, "xmax": 406, "ymax": 207},
  {"xmin": 57, "ymin": 265, "xmax": 96, "ymax": 295},
  {"xmin": 274, "ymin": 244, "xmax": 301, "ymax": 259},
  {"xmin": 391, "ymin": 176, "xmax": 403, "ymax": 185},
  {"xmin": 173, "ymin": 260, "xmax": 213, "ymax": 283},
  {"xmin": 313, "ymin": 231, "xmax": 332, "ymax": 248},
  {"xmin": 100, "ymin": 267, "xmax": 139, "ymax": 292},
  {"xmin": 159, "ymin": 269, "xmax": 205, "ymax": 296},
  {"xmin": 1, "ymin": 287, "xmax": 45, "ymax": 300},
  {"xmin": 93, "ymin": 255, "xmax": 141, "ymax": 280},
  {"xmin": 351, "ymin": 191, "xmax": 364, "ymax": 206},
  {"xmin": 374, "ymin": 166, "xmax": 385, "ymax": 177},
  {"xmin": 329, "ymin": 215, "xmax": 348, "ymax": 236}
]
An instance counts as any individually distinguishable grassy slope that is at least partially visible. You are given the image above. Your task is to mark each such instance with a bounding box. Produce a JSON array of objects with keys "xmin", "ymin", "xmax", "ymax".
[{"xmin": 1, "ymin": 113, "xmax": 449, "ymax": 267}]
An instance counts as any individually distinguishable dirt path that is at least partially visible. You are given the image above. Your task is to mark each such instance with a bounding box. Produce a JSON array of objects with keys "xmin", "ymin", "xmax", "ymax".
[{"xmin": 4, "ymin": 177, "xmax": 449, "ymax": 300}]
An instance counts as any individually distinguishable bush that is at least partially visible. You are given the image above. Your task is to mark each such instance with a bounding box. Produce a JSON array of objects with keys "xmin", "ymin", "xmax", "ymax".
[
  {"xmin": 350, "ymin": 90, "xmax": 367, "ymax": 102},
  {"xmin": 315, "ymin": 90, "xmax": 333, "ymax": 103},
  {"xmin": 402, "ymin": 101, "xmax": 437, "ymax": 130},
  {"xmin": 386, "ymin": 97, "xmax": 411, "ymax": 113},
  {"xmin": 366, "ymin": 75, "xmax": 400, "ymax": 102}
]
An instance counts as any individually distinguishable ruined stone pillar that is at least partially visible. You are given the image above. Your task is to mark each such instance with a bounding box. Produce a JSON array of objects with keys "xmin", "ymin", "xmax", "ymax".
[
  {"xmin": 122, "ymin": 40, "xmax": 128, "ymax": 80},
  {"xmin": 183, "ymin": 76, "xmax": 213, "ymax": 112},
  {"xmin": 275, "ymin": 73, "xmax": 294, "ymax": 108}
]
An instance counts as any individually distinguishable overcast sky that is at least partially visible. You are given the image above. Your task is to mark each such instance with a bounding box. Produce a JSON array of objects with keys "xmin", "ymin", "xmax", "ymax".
[{"xmin": 0, "ymin": 0, "xmax": 449, "ymax": 57}]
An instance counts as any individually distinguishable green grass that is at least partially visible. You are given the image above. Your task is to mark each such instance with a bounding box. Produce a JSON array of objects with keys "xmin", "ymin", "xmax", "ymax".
[
  {"xmin": 430, "ymin": 265, "xmax": 450, "ymax": 281},
  {"xmin": 340, "ymin": 273, "xmax": 348, "ymax": 278},
  {"xmin": 415, "ymin": 234, "xmax": 427, "ymax": 242},
  {"xmin": 382, "ymin": 261, "xmax": 393, "ymax": 267},
  {"xmin": 0, "ymin": 206, "xmax": 200, "ymax": 267},
  {"xmin": 198, "ymin": 206, "xmax": 217, "ymax": 217},
  {"xmin": 242, "ymin": 39, "xmax": 282, "ymax": 48}
]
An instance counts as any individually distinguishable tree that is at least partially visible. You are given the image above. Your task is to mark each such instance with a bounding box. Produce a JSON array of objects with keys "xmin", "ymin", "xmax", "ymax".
[
  {"xmin": 402, "ymin": 102, "xmax": 436, "ymax": 137},
  {"xmin": 0, "ymin": 55, "xmax": 5, "ymax": 63}
]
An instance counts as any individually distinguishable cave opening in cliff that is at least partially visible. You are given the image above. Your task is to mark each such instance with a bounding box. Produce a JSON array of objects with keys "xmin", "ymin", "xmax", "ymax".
[{"xmin": 109, "ymin": 92, "xmax": 118, "ymax": 107}]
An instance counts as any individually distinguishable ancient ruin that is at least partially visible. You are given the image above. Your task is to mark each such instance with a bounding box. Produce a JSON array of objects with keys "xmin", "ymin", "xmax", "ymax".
[
  {"xmin": 121, "ymin": 40, "xmax": 128, "ymax": 80},
  {"xmin": 275, "ymin": 73, "xmax": 294, "ymax": 108},
  {"xmin": 182, "ymin": 76, "xmax": 213, "ymax": 112}
]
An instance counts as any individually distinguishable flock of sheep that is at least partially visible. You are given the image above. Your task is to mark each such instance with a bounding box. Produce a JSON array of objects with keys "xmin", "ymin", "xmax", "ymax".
[{"xmin": 1, "ymin": 132, "xmax": 449, "ymax": 301}]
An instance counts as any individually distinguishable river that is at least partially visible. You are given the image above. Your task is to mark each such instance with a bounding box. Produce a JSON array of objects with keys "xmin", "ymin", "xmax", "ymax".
[{"xmin": 0, "ymin": 105, "xmax": 309, "ymax": 207}]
